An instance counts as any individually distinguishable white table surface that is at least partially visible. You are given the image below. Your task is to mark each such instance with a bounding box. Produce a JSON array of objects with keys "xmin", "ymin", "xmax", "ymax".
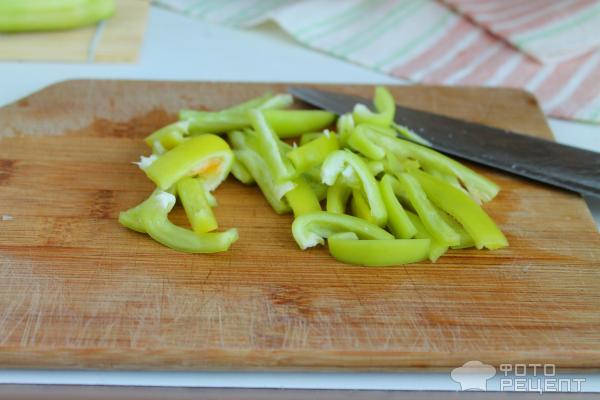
[{"xmin": 0, "ymin": 6, "xmax": 598, "ymax": 392}]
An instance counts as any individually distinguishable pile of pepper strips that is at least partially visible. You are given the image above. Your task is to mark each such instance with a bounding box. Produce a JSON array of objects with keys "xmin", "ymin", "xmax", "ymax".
[{"xmin": 119, "ymin": 87, "xmax": 508, "ymax": 266}]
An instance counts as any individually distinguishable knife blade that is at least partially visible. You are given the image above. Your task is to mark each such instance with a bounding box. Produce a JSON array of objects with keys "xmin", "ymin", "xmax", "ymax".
[{"xmin": 289, "ymin": 87, "xmax": 600, "ymax": 198}]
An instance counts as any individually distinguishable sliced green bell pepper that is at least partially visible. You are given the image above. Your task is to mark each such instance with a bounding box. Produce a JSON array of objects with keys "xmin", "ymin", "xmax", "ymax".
[
  {"xmin": 176, "ymin": 177, "xmax": 218, "ymax": 233},
  {"xmin": 144, "ymin": 120, "xmax": 190, "ymax": 154},
  {"xmin": 347, "ymin": 125, "xmax": 386, "ymax": 160},
  {"xmin": 327, "ymin": 235, "xmax": 431, "ymax": 267},
  {"xmin": 321, "ymin": 150, "xmax": 387, "ymax": 226},
  {"xmin": 180, "ymin": 93, "xmax": 293, "ymax": 134},
  {"xmin": 230, "ymin": 159, "xmax": 255, "ymax": 185},
  {"xmin": 292, "ymin": 211, "xmax": 393, "ymax": 250},
  {"xmin": 286, "ymin": 130, "xmax": 339, "ymax": 174},
  {"xmin": 336, "ymin": 113, "xmax": 355, "ymax": 145},
  {"xmin": 326, "ymin": 182, "xmax": 351, "ymax": 214},
  {"xmin": 285, "ymin": 176, "xmax": 321, "ymax": 217},
  {"xmin": 405, "ymin": 211, "xmax": 448, "ymax": 262},
  {"xmin": 396, "ymin": 173, "xmax": 460, "ymax": 247},
  {"xmin": 410, "ymin": 169, "xmax": 508, "ymax": 250},
  {"xmin": 392, "ymin": 123, "xmax": 431, "ymax": 146},
  {"xmin": 352, "ymin": 86, "xmax": 395, "ymax": 127},
  {"xmin": 299, "ymin": 131, "xmax": 325, "ymax": 146},
  {"xmin": 119, "ymin": 191, "xmax": 238, "ymax": 253},
  {"xmin": 139, "ymin": 134, "xmax": 233, "ymax": 191},
  {"xmin": 263, "ymin": 109, "xmax": 336, "ymax": 138},
  {"xmin": 234, "ymin": 148, "xmax": 292, "ymax": 214},
  {"xmin": 379, "ymin": 174, "xmax": 416, "ymax": 239},
  {"xmin": 373, "ymin": 133, "xmax": 499, "ymax": 203},
  {"xmin": 248, "ymin": 109, "xmax": 295, "ymax": 183},
  {"xmin": 350, "ymin": 189, "xmax": 376, "ymax": 224}
]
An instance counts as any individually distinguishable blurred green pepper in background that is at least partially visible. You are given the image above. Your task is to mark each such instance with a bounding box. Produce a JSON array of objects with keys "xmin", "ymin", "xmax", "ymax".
[{"xmin": 0, "ymin": 0, "xmax": 115, "ymax": 32}]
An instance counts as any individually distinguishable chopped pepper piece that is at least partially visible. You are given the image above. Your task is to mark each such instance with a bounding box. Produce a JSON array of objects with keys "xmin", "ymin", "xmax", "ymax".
[
  {"xmin": 234, "ymin": 148, "xmax": 293, "ymax": 214},
  {"xmin": 299, "ymin": 131, "xmax": 325, "ymax": 145},
  {"xmin": 350, "ymin": 189, "xmax": 376, "ymax": 224},
  {"xmin": 139, "ymin": 134, "xmax": 233, "ymax": 191},
  {"xmin": 336, "ymin": 113, "xmax": 355, "ymax": 145},
  {"xmin": 144, "ymin": 120, "xmax": 190, "ymax": 154},
  {"xmin": 119, "ymin": 191, "xmax": 238, "ymax": 253},
  {"xmin": 410, "ymin": 169, "xmax": 508, "ymax": 250},
  {"xmin": 292, "ymin": 211, "xmax": 393, "ymax": 250},
  {"xmin": 352, "ymin": 86, "xmax": 395, "ymax": 127},
  {"xmin": 248, "ymin": 109, "xmax": 295, "ymax": 182},
  {"xmin": 327, "ymin": 236, "xmax": 431, "ymax": 267},
  {"xmin": 230, "ymin": 159, "xmax": 255, "ymax": 185},
  {"xmin": 180, "ymin": 93, "xmax": 293, "ymax": 134},
  {"xmin": 263, "ymin": 109, "xmax": 336, "ymax": 138},
  {"xmin": 373, "ymin": 133, "xmax": 499, "ymax": 203},
  {"xmin": 326, "ymin": 182, "xmax": 351, "ymax": 214},
  {"xmin": 379, "ymin": 174, "xmax": 416, "ymax": 239},
  {"xmin": 396, "ymin": 172, "xmax": 460, "ymax": 247},
  {"xmin": 321, "ymin": 150, "xmax": 387, "ymax": 227},
  {"xmin": 347, "ymin": 125, "xmax": 386, "ymax": 160},
  {"xmin": 285, "ymin": 176, "xmax": 321, "ymax": 217},
  {"xmin": 392, "ymin": 123, "xmax": 431, "ymax": 146},
  {"xmin": 176, "ymin": 177, "xmax": 218, "ymax": 233},
  {"xmin": 406, "ymin": 211, "xmax": 448, "ymax": 262},
  {"xmin": 286, "ymin": 130, "xmax": 339, "ymax": 174}
]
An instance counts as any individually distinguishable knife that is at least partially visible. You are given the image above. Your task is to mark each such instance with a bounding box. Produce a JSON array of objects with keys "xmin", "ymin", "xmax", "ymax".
[{"xmin": 289, "ymin": 87, "xmax": 600, "ymax": 198}]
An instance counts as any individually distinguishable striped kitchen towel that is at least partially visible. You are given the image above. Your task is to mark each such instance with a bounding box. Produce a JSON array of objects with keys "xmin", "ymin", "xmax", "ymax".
[
  {"xmin": 154, "ymin": 0, "xmax": 600, "ymax": 123},
  {"xmin": 444, "ymin": 0, "xmax": 600, "ymax": 63}
]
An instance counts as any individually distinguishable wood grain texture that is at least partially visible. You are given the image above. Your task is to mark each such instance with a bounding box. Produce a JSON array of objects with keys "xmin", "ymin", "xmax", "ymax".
[{"xmin": 0, "ymin": 80, "xmax": 598, "ymax": 371}]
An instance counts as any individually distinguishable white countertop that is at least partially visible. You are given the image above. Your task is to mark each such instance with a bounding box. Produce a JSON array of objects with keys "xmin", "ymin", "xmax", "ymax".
[{"xmin": 1, "ymin": 6, "xmax": 598, "ymax": 392}]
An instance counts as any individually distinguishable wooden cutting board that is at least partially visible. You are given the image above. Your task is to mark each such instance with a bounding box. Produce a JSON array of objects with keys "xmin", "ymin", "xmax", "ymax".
[{"xmin": 0, "ymin": 80, "xmax": 598, "ymax": 371}]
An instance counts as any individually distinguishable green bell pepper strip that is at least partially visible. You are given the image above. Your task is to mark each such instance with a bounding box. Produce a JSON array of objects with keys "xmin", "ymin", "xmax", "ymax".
[
  {"xmin": 327, "ymin": 236, "xmax": 431, "ymax": 267},
  {"xmin": 230, "ymin": 159, "xmax": 255, "ymax": 185},
  {"xmin": 299, "ymin": 131, "xmax": 325, "ymax": 146},
  {"xmin": 326, "ymin": 182, "xmax": 351, "ymax": 214},
  {"xmin": 379, "ymin": 174, "xmax": 416, "ymax": 239},
  {"xmin": 350, "ymin": 189, "xmax": 376, "ymax": 224},
  {"xmin": 292, "ymin": 211, "xmax": 393, "ymax": 250},
  {"xmin": 139, "ymin": 134, "xmax": 233, "ymax": 191},
  {"xmin": 0, "ymin": 0, "xmax": 115, "ymax": 32},
  {"xmin": 336, "ymin": 113, "xmax": 355, "ymax": 145},
  {"xmin": 392, "ymin": 123, "xmax": 431, "ymax": 146},
  {"xmin": 329, "ymin": 232, "xmax": 359, "ymax": 240},
  {"xmin": 423, "ymin": 167, "xmax": 467, "ymax": 194},
  {"xmin": 410, "ymin": 169, "xmax": 508, "ymax": 250},
  {"xmin": 228, "ymin": 129, "xmax": 295, "ymax": 201},
  {"xmin": 180, "ymin": 93, "xmax": 293, "ymax": 134},
  {"xmin": 438, "ymin": 210, "xmax": 475, "ymax": 249},
  {"xmin": 263, "ymin": 110, "xmax": 336, "ymax": 138},
  {"xmin": 286, "ymin": 130, "xmax": 339, "ymax": 174},
  {"xmin": 405, "ymin": 211, "xmax": 448, "ymax": 262},
  {"xmin": 372, "ymin": 133, "xmax": 500, "ymax": 203},
  {"xmin": 176, "ymin": 177, "xmax": 218, "ymax": 233},
  {"xmin": 144, "ymin": 120, "xmax": 190, "ymax": 154},
  {"xmin": 384, "ymin": 151, "xmax": 420, "ymax": 175},
  {"xmin": 285, "ymin": 176, "xmax": 322, "ymax": 217},
  {"xmin": 396, "ymin": 173, "xmax": 460, "ymax": 247},
  {"xmin": 234, "ymin": 148, "xmax": 292, "ymax": 214},
  {"xmin": 119, "ymin": 191, "xmax": 238, "ymax": 253},
  {"xmin": 305, "ymin": 176, "xmax": 328, "ymax": 202},
  {"xmin": 367, "ymin": 160, "xmax": 385, "ymax": 176},
  {"xmin": 321, "ymin": 150, "xmax": 387, "ymax": 227},
  {"xmin": 352, "ymin": 86, "xmax": 395, "ymax": 127},
  {"xmin": 248, "ymin": 109, "xmax": 295, "ymax": 183},
  {"xmin": 347, "ymin": 125, "xmax": 386, "ymax": 160}
]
